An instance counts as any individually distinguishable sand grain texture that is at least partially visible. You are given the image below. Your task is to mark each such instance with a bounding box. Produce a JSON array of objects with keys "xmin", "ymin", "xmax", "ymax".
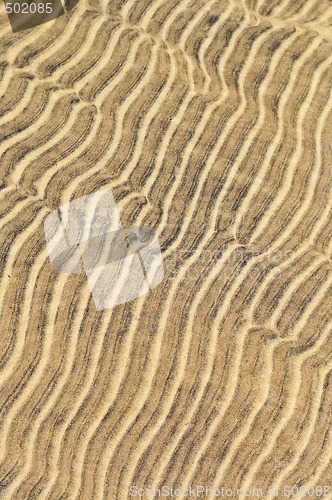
[{"xmin": 0, "ymin": 0, "xmax": 332, "ymax": 498}]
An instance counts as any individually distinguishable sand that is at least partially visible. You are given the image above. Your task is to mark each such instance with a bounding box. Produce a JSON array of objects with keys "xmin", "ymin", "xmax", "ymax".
[{"xmin": 0, "ymin": 0, "xmax": 331, "ymax": 498}]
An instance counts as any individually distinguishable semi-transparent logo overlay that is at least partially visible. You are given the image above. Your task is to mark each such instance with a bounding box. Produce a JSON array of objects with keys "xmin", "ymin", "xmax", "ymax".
[
  {"xmin": 5, "ymin": 0, "xmax": 79, "ymax": 32},
  {"xmin": 44, "ymin": 189, "xmax": 164, "ymax": 310}
]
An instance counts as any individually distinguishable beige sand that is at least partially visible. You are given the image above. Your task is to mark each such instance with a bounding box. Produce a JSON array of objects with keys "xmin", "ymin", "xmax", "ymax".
[{"xmin": 0, "ymin": 0, "xmax": 331, "ymax": 498}]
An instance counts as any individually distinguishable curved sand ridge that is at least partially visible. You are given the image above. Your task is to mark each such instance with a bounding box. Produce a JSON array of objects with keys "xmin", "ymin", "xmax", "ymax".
[{"xmin": 0, "ymin": 0, "xmax": 332, "ymax": 498}]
